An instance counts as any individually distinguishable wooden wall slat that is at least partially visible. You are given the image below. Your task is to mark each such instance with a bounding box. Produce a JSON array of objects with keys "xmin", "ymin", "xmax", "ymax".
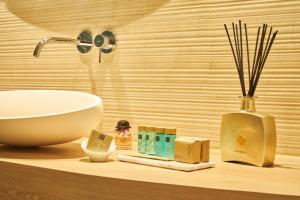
[{"xmin": 0, "ymin": 0, "xmax": 299, "ymax": 155}]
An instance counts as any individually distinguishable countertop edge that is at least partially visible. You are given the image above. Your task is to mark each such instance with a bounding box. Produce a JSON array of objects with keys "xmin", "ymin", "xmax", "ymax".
[{"xmin": 0, "ymin": 160, "xmax": 298, "ymax": 200}]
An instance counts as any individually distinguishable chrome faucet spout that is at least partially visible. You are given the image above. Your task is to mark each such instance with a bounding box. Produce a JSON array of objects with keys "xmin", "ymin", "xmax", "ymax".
[{"xmin": 33, "ymin": 37, "xmax": 92, "ymax": 57}]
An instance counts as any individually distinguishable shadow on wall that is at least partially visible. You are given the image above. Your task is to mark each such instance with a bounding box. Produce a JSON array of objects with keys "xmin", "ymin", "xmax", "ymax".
[{"xmin": 4, "ymin": 0, "xmax": 169, "ymax": 33}]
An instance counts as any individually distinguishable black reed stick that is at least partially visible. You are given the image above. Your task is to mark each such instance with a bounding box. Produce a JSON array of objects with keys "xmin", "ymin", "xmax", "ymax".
[
  {"xmin": 250, "ymin": 27, "xmax": 261, "ymax": 88},
  {"xmin": 239, "ymin": 20, "xmax": 246, "ymax": 96},
  {"xmin": 235, "ymin": 23, "xmax": 246, "ymax": 96},
  {"xmin": 244, "ymin": 23, "xmax": 250, "ymax": 86},
  {"xmin": 224, "ymin": 24, "xmax": 245, "ymax": 94},
  {"xmin": 262, "ymin": 27, "xmax": 273, "ymax": 63},
  {"xmin": 249, "ymin": 24, "xmax": 269, "ymax": 96},
  {"xmin": 261, "ymin": 31, "xmax": 278, "ymax": 68},
  {"xmin": 249, "ymin": 24, "xmax": 265, "ymax": 96},
  {"xmin": 233, "ymin": 23, "xmax": 240, "ymax": 70},
  {"xmin": 224, "ymin": 24, "xmax": 239, "ymax": 68},
  {"xmin": 232, "ymin": 23, "xmax": 244, "ymax": 90},
  {"xmin": 250, "ymin": 26, "xmax": 273, "ymax": 95},
  {"xmin": 239, "ymin": 21, "xmax": 243, "ymax": 75},
  {"xmin": 251, "ymin": 24, "xmax": 267, "ymax": 90}
]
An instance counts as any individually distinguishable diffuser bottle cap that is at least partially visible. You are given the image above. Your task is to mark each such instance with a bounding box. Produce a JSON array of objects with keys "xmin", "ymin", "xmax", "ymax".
[
  {"xmin": 239, "ymin": 96, "xmax": 256, "ymax": 112},
  {"xmin": 138, "ymin": 126, "xmax": 146, "ymax": 131},
  {"xmin": 147, "ymin": 126, "xmax": 156, "ymax": 132},
  {"xmin": 155, "ymin": 127, "xmax": 165, "ymax": 134},
  {"xmin": 165, "ymin": 128, "xmax": 176, "ymax": 135}
]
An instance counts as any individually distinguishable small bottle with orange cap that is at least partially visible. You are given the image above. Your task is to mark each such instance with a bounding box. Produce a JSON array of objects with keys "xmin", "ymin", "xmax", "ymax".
[{"xmin": 114, "ymin": 120, "xmax": 132, "ymax": 150}]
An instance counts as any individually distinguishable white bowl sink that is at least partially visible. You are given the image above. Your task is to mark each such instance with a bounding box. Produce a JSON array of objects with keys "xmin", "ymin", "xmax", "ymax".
[{"xmin": 0, "ymin": 90, "xmax": 103, "ymax": 146}]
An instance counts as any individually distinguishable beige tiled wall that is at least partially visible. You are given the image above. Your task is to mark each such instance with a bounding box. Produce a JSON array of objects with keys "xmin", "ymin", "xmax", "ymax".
[{"xmin": 0, "ymin": 0, "xmax": 299, "ymax": 155}]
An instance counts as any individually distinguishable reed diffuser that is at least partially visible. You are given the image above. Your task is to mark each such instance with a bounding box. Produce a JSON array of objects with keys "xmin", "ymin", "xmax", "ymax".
[{"xmin": 220, "ymin": 20, "xmax": 277, "ymax": 167}]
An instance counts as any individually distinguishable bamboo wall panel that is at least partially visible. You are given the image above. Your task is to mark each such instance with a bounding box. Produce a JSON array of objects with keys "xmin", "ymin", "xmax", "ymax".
[{"xmin": 0, "ymin": 0, "xmax": 299, "ymax": 155}]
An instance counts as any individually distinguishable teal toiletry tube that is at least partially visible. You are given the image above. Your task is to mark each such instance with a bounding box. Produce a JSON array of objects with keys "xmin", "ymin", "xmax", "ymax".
[
  {"xmin": 138, "ymin": 126, "xmax": 146, "ymax": 153},
  {"xmin": 155, "ymin": 127, "xmax": 166, "ymax": 157},
  {"xmin": 165, "ymin": 128, "xmax": 177, "ymax": 159},
  {"xmin": 145, "ymin": 126, "xmax": 156, "ymax": 155}
]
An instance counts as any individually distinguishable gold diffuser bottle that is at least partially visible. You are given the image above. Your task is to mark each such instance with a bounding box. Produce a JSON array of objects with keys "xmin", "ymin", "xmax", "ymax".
[
  {"xmin": 220, "ymin": 97, "xmax": 276, "ymax": 166},
  {"xmin": 221, "ymin": 20, "xmax": 278, "ymax": 166}
]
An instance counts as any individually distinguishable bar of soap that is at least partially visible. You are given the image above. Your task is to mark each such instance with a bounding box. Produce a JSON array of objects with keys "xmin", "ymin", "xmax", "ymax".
[
  {"xmin": 200, "ymin": 139, "xmax": 210, "ymax": 162},
  {"xmin": 174, "ymin": 138, "xmax": 201, "ymax": 163},
  {"xmin": 86, "ymin": 130, "xmax": 113, "ymax": 152},
  {"xmin": 174, "ymin": 137, "xmax": 210, "ymax": 164}
]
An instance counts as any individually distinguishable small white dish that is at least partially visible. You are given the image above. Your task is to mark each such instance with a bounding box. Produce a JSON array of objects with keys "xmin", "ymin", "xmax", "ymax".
[{"xmin": 81, "ymin": 139, "xmax": 116, "ymax": 162}]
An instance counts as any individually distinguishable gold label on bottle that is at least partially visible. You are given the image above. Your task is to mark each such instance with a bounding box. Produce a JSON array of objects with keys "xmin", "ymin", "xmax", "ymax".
[
  {"xmin": 236, "ymin": 135, "xmax": 246, "ymax": 146},
  {"xmin": 221, "ymin": 111, "xmax": 276, "ymax": 167}
]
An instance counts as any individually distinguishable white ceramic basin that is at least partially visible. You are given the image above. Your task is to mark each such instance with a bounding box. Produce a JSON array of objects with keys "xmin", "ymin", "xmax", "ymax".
[{"xmin": 0, "ymin": 90, "xmax": 103, "ymax": 146}]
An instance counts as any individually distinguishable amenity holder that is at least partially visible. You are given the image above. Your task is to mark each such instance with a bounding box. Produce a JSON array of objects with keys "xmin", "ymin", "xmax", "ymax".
[
  {"xmin": 81, "ymin": 129, "xmax": 116, "ymax": 162},
  {"xmin": 117, "ymin": 154, "xmax": 215, "ymax": 172},
  {"xmin": 118, "ymin": 128, "xmax": 214, "ymax": 171}
]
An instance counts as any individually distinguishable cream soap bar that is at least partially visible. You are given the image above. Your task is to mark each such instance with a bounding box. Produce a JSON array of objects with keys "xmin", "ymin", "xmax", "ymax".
[
  {"xmin": 174, "ymin": 138, "xmax": 201, "ymax": 164},
  {"xmin": 87, "ymin": 130, "xmax": 113, "ymax": 152},
  {"xmin": 174, "ymin": 137, "xmax": 210, "ymax": 164}
]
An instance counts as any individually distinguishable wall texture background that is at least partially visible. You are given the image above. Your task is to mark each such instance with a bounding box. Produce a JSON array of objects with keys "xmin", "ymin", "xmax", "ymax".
[{"xmin": 0, "ymin": 0, "xmax": 299, "ymax": 155}]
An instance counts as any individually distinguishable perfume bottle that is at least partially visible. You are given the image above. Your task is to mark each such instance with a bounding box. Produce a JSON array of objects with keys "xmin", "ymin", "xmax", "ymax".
[
  {"xmin": 114, "ymin": 120, "xmax": 132, "ymax": 150},
  {"xmin": 220, "ymin": 97, "xmax": 276, "ymax": 167}
]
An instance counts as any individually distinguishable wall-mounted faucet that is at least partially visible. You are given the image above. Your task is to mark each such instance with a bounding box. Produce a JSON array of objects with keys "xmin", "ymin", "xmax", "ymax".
[
  {"xmin": 33, "ymin": 31, "xmax": 116, "ymax": 63},
  {"xmin": 33, "ymin": 31, "xmax": 93, "ymax": 57},
  {"xmin": 33, "ymin": 37, "xmax": 73, "ymax": 57}
]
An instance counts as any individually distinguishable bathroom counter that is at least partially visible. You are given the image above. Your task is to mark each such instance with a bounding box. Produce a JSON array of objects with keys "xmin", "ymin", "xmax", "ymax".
[{"xmin": 0, "ymin": 141, "xmax": 299, "ymax": 200}]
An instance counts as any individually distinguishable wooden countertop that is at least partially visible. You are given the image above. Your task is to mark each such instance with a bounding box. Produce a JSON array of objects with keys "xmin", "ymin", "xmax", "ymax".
[{"xmin": 0, "ymin": 140, "xmax": 299, "ymax": 200}]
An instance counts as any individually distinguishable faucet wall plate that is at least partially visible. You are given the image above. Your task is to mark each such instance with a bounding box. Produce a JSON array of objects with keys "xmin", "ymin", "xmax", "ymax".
[
  {"xmin": 77, "ymin": 31, "xmax": 93, "ymax": 54},
  {"xmin": 94, "ymin": 31, "xmax": 116, "ymax": 63},
  {"xmin": 100, "ymin": 31, "xmax": 115, "ymax": 54},
  {"xmin": 94, "ymin": 34, "xmax": 105, "ymax": 48}
]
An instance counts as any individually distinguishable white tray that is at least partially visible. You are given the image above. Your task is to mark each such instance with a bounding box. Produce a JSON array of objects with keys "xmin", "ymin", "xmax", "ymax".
[{"xmin": 117, "ymin": 154, "xmax": 216, "ymax": 172}]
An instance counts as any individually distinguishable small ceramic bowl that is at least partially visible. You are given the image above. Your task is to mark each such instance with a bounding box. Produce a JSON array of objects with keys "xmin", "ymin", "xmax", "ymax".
[{"xmin": 81, "ymin": 139, "xmax": 116, "ymax": 162}]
